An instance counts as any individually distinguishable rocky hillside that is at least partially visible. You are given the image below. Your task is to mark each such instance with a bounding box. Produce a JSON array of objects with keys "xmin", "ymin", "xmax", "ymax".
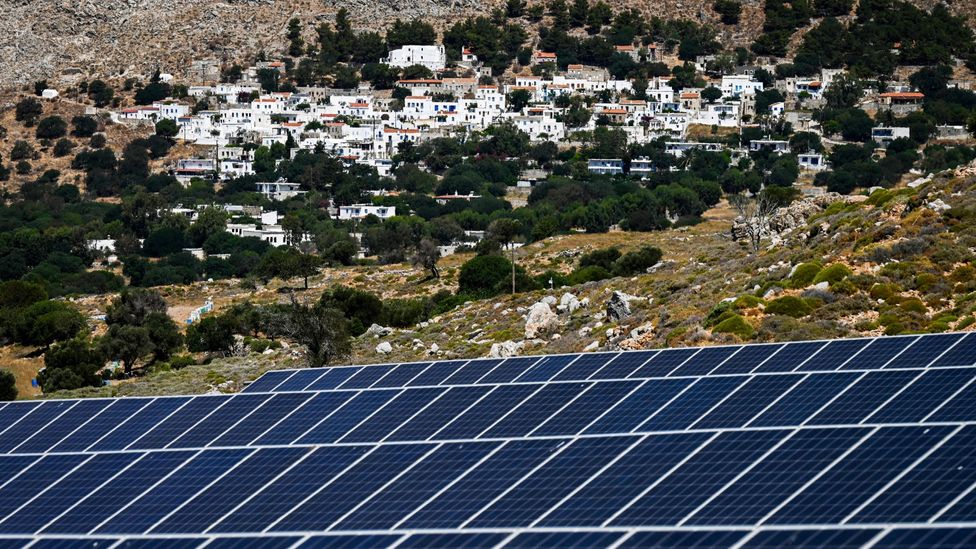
[{"xmin": 35, "ymin": 165, "xmax": 976, "ymax": 399}]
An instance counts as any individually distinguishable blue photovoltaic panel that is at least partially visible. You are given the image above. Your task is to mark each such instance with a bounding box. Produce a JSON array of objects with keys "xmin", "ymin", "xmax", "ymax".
[
  {"xmin": 0, "ymin": 401, "xmax": 76, "ymax": 453},
  {"xmin": 468, "ymin": 436, "xmax": 636, "ymax": 527},
  {"xmin": 532, "ymin": 380, "xmax": 640, "ymax": 437},
  {"xmin": 540, "ymin": 432, "xmax": 711, "ymax": 527},
  {"xmin": 12, "ymin": 399, "xmax": 112, "ymax": 454},
  {"xmin": 610, "ymin": 429, "xmax": 785, "ymax": 526},
  {"xmin": 339, "ymin": 387, "xmax": 444, "ymax": 443},
  {"xmin": 718, "ymin": 344, "xmax": 782, "ymax": 375},
  {"xmin": 868, "ymin": 369, "xmax": 976, "ymax": 423},
  {"xmin": 852, "ymin": 426, "xmax": 976, "ymax": 523},
  {"xmin": 270, "ymin": 444, "xmax": 431, "ymax": 532},
  {"xmin": 241, "ymin": 370, "xmax": 294, "ymax": 393},
  {"xmin": 0, "ymin": 332, "xmax": 973, "ymax": 548},
  {"xmin": 753, "ymin": 341, "xmax": 825, "ymax": 373},
  {"xmin": 874, "ymin": 527, "xmax": 976, "ymax": 548},
  {"xmin": 386, "ymin": 385, "xmax": 493, "ymax": 442},
  {"xmin": 407, "ymin": 360, "xmax": 468, "ymax": 386},
  {"xmin": 481, "ymin": 383, "xmax": 588, "ymax": 438},
  {"xmin": 668, "ymin": 346, "xmax": 740, "ymax": 377},
  {"xmin": 372, "ymin": 362, "xmax": 431, "ymax": 388},
  {"xmin": 796, "ymin": 338, "xmax": 870, "ymax": 372},
  {"xmin": 551, "ymin": 352, "xmax": 618, "ymax": 381},
  {"xmin": 87, "ymin": 397, "xmax": 191, "ymax": 452},
  {"xmin": 691, "ymin": 375, "xmax": 800, "ymax": 429},
  {"xmin": 588, "ymin": 350, "xmax": 656, "ymax": 380},
  {"xmin": 305, "ymin": 367, "xmax": 360, "ymax": 391},
  {"xmin": 272, "ymin": 369, "xmax": 326, "ymax": 392},
  {"xmin": 844, "ymin": 336, "xmax": 915, "ymax": 370},
  {"xmin": 94, "ymin": 449, "xmax": 253, "ymax": 535},
  {"xmin": 299, "ymin": 534, "xmax": 403, "ymax": 548},
  {"xmin": 619, "ymin": 530, "xmax": 747, "ymax": 548},
  {"xmin": 806, "ymin": 370, "xmax": 921, "ymax": 425},
  {"xmin": 514, "ymin": 355, "xmax": 576, "ymax": 383},
  {"xmin": 684, "ymin": 428, "xmax": 867, "ymax": 525},
  {"xmin": 504, "ymin": 531, "xmax": 625, "ymax": 547},
  {"xmin": 885, "ymin": 333, "xmax": 965, "ymax": 370},
  {"xmin": 479, "ymin": 357, "xmax": 541, "ymax": 384},
  {"xmin": 0, "ymin": 454, "xmax": 89, "ymax": 520},
  {"xmin": 401, "ymin": 439, "xmax": 564, "ymax": 528},
  {"xmin": 742, "ymin": 529, "xmax": 883, "ymax": 548},
  {"xmin": 928, "ymin": 380, "xmax": 976, "ymax": 422},
  {"xmin": 0, "ymin": 452, "xmax": 138, "ymax": 534},
  {"xmin": 168, "ymin": 393, "xmax": 271, "ymax": 449},
  {"xmin": 442, "ymin": 359, "xmax": 501, "ymax": 385},
  {"xmin": 42, "ymin": 451, "xmax": 197, "ymax": 534},
  {"xmin": 584, "ymin": 378, "xmax": 691, "ymax": 434},
  {"xmin": 638, "ymin": 376, "xmax": 745, "ymax": 431},
  {"xmin": 204, "ymin": 537, "xmax": 303, "ymax": 549},
  {"xmin": 431, "ymin": 384, "xmax": 539, "ymax": 440},
  {"xmin": 295, "ymin": 390, "xmax": 399, "ymax": 444},
  {"xmin": 127, "ymin": 396, "xmax": 228, "ymax": 450},
  {"xmin": 397, "ymin": 533, "xmax": 509, "ymax": 548},
  {"xmin": 150, "ymin": 447, "xmax": 309, "ymax": 533},
  {"xmin": 767, "ymin": 426, "xmax": 954, "ymax": 524},
  {"xmin": 337, "ymin": 364, "xmax": 395, "ymax": 389},
  {"xmin": 49, "ymin": 399, "xmax": 153, "ymax": 453},
  {"xmin": 749, "ymin": 372, "xmax": 859, "ymax": 427},
  {"xmin": 211, "ymin": 392, "xmax": 314, "ymax": 447},
  {"xmin": 629, "ymin": 347, "xmax": 698, "ymax": 377},
  {"xmin": 207, "ymin": 446, "xmax": 369, "ymax": 533},
  {"xmin": 932, "ymin": 333, "xmax": 976, "ymax": 368},
  {"xmin": 332, "ymin": 441, "xmax": 499, "ymax": 530},
  {"xmin": 251, "ymin": 391, "xmax": 355, "ymax": 446}
]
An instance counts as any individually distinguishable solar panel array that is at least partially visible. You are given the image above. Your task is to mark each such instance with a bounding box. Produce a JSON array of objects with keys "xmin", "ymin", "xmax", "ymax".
[{"xmin": 0, "ymin": 332, "xmax": 975, "ymax": 548}]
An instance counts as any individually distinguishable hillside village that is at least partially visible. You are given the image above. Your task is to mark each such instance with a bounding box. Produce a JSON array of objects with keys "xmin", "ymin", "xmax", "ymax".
[{"xmin": 2, "ymin": 0, "xmax": 976, "ymax": 400}]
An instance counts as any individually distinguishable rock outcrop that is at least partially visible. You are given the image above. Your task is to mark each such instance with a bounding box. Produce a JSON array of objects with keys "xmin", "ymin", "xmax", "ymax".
[{"xmin": 524, "ymin": 301, "xmax": 558, "ymax": 339}]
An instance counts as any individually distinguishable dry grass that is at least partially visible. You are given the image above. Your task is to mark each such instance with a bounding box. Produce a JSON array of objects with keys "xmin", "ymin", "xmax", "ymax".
[{"xmin": 0, "ymin": 345, "xmax": 43, "ymax": 399}]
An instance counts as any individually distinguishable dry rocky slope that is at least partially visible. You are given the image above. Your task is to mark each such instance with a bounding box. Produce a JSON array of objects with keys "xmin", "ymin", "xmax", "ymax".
[{"xmin": 0, "ymin": 0, "xmax": 778, "ymax": 86}]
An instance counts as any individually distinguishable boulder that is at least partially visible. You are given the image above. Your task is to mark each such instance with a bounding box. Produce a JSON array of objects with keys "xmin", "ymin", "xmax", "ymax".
[
  {"xmin": 489, "ymin": 340, "xmax": 523, "ymax": 358},
  {"xmin": 375, "ymin": 341, "xmax": 393, "ymax": 354},
  {"xmin": 541, "ymin": 295, "xmax": 558, "ymax": 306},
  {"xmin": 606, "ymin": 291, "xmax": 638, "ymax": 321},
  {"xmin": 558, "ymin": 292, "xmax": 580, "ymax": 313},
  {"xmin": 366, "ymin": 323, "xmax": 393, "ymax": 338},
  {"xmin": 583, "ymin": 341, "xmax": 600, "ymax": 352},
  {"xmin": 525, "ymin": 301, "xmax": 559, "ymax": 339}
]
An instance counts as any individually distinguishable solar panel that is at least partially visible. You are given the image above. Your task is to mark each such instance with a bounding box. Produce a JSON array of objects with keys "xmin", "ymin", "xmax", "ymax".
[{"xmin": 0, "ymin": 333, "xmax": 973, "ymax": 548}]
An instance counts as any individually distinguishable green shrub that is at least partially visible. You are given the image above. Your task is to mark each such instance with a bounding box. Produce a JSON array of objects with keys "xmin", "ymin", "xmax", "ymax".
[
  {"xmin": 0, "ymin": 369, "xmax": 16, "ymax": 401},
  {"xmin": 169, "ymin": 355, "xmax": 197, "ymax": 369},
  {"xmin": 713, "ymin": 314, "xmax": 754, "ymax": 339},
  {"xmin": 958, "ymin": 316, "xmax": 975, "ymax": 329},
  {"xmin": 765, "ymin": 295, "xmax": 814, "ymax": 318},
  {"xmin": 899, "ymin": 298, "xmax": 928, "ymax": 314},
  {"xmin": 733, "ymin": 295, "xmax": 764, "ymax": 309},
  {"xmin": 884, "ymin": 322, "xmax": 906, "ymax": 335},
  {"xmin": 612, "ymin": 246, "xmax": 663, "ymax": 276},
  {"xmin": 383, "ymin": 298, "xmax": 431, "ymax": 328},
  {"xmin": 568, "ymin": 265, "xmax": 613, "ymax": 285},
  {"xmin": 704, "ymin": 301, "xmax": 734, "ymax": 327},
  {"xmin": 535, "ymin": 270, "xmax": 570, "ymax": 289},
  {"xmin": 579, "ymin": 248, "xmax": 621, "ymax": 271},
  {"xmin": 813, "ymin": 263, "xmax": 853, "ymax": 285},
  {"xmin": 869, "ymin": 283, "xmax": 900, "ymax": 301},
  {"xmin": 790, "ymin": 262, "xmax": 822, "ymax": 288}
]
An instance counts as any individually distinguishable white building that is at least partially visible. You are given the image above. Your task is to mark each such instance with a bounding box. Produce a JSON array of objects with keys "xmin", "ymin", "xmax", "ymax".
[
  {"xmin": 721, "ymin": 75, "xmax": 764, "ymax": 97},
  {"xmin": 385, "ymin": 45, "xmax": 446, "ymax": 71},
  {"xmin": 588, "ymin": 159, "xmax": 624, "ymax": 175},
  {"xmin": 338, "ymin": 204, "xmax": 397, "ymax": 221},
  {"xmin": 256, "ymin": 179, "xmax": 306, "ymax": 201}
]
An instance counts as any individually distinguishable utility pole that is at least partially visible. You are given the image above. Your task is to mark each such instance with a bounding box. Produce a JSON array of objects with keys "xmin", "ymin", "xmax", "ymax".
[{"xmin": 511, "ymin": 242, "xmax": 516, "ymax": 295}]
